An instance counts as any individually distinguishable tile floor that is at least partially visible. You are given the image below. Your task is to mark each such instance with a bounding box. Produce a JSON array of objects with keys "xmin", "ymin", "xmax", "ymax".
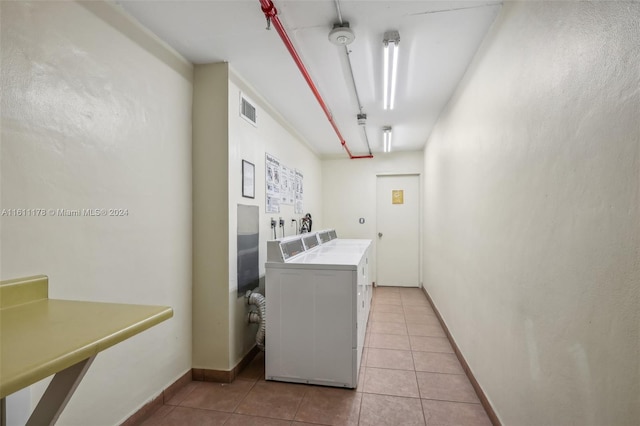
[{"xmin": 139, "ymin": 287, "xmax": 492, "ymax": 425}]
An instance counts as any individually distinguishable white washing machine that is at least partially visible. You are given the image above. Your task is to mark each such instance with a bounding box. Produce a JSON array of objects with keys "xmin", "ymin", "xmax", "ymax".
[{"xmin": 265, "ymin": 231, "xmax": 372, "ymax": 388}]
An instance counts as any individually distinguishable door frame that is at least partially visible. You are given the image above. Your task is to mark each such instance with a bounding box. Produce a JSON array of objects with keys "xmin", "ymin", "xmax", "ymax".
[{"xmin": 374, "ymin": 173, "xmax": 422, "ymax": 288}]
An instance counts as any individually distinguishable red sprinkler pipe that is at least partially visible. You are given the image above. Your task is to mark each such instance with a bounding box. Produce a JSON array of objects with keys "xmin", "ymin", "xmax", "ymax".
[{"xmin": 259, "ymin": 0, "xmax": 373, "ymax": 159}]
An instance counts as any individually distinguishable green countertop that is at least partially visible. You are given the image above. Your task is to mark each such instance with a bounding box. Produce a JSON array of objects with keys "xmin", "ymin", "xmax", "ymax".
[{"xmin": 0, "ymin": 275, "xmax": 173, "ymax": 398}]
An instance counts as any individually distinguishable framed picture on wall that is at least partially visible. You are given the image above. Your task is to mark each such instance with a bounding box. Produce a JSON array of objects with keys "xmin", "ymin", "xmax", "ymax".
[{"xmin": 242, "ymin": 160, "xmax": 255, "ymax": 199}]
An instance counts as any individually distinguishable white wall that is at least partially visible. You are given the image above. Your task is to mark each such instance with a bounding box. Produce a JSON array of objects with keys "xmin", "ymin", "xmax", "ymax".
[
  {"xmin": 227, "ymin": 71, "xmax": 323, "ymax": 366},
  {"xmin": 322, "ymin": 151, "xmax": 424, "ymax": 285},
  {"xmin": 423, "ymin": 2, "xmax": 639, "ymax": 425},
  {"xmin": 1, "ymin": 2, "xmax": 193, "ymax": 425}
]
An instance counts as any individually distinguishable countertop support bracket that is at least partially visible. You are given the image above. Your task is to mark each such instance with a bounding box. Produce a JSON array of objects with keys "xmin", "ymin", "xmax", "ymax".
[{"xmin": 26, "ymin": 356, "xmax": 96, "ymax": 426}]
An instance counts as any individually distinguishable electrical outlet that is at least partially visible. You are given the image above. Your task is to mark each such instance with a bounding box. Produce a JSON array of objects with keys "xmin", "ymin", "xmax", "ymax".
[
  {"xmin": 279, "ymin": 217, "xmax": 285, "ymax": 227},
  {"xmin": 270, "ymin": 218, "xmax": 276, "ymax": 229}
]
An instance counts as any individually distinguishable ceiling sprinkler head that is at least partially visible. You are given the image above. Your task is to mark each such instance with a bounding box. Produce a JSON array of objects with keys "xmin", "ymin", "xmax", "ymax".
[
  {"xmin": 329, "ymin": 22, "xmax": 356, "ymax": 46},
  {"xmin": 357, "ymin": 113, "xmax": 367, "ymax": 126}
]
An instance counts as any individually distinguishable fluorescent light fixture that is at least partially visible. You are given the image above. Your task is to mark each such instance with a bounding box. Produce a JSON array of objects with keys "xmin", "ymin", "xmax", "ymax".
[
  {"xmin": 383, "ymin": 31, "xmax": 400, "ymax": 110},
  {"xmin": 383, "ymin": 126, "xmax": 392, "ymax": 153}
]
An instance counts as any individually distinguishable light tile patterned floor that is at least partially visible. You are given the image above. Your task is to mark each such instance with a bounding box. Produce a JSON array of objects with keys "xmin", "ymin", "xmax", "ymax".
[{"xmin": 138, "ymin": 287, "xmax": 492, "ymax": 426}]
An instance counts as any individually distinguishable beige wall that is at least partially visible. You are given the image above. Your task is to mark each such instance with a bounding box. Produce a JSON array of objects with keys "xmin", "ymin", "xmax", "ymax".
[
  {"xmin": 423, "ymin": 2, "xmax": 640, "ymax": 425},
  {"xmin": 322, "ymin": 151, "xmax": 424, "ymax": 285},
  {"xmin": 1, "ymin": 2, "xmax": 193, "ymax": 425},
  {"xmin": 192, "ymin": 63, "xmax": 231, "ymax": 370}
]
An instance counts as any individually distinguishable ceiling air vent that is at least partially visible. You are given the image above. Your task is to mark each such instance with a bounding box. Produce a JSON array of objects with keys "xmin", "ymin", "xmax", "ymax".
[{"xmin": 240, "ymin": 93, "xmax": 257, "ymax": 126}]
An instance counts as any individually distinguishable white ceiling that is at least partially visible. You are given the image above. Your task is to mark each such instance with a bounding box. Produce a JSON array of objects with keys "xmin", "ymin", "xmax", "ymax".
[{"xmin": 117, "ymin": 0, "xmax": 501, "ymax": 158}]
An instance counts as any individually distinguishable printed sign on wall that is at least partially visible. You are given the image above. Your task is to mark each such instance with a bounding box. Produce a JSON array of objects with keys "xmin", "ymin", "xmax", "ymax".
[
  {"xmin": 392, "ymin": 190, "xmax": 404, "ymax": 204},
  {"xmin": 266, "ymin": 153, "xmax": 305, "ymax": 214},
  {"xmin": 265, "ymin": 153, "xmax": 280, "ymax": 213},
  {"xmin": 294, "ymin": 169, "xmax": 304, "ymax": 214},
  {"xmin": 280, "ymin": 165, "xmax": 294, "ymax": 205}
]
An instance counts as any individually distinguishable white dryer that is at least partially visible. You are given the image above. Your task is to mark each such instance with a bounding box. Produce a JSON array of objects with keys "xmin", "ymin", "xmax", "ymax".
[{"xmin": 265, "ymin": 231, "xmax": 372, "ymax": 388}]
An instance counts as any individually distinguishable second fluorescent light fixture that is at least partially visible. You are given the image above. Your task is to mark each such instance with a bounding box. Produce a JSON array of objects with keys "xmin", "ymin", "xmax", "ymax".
[
  {"xmin": 383, "ymin": 126, "xmax": 392, "ymax": 153},
  {"xmin": 383, "ymin": 30, "xmax": 400, "ymax": 110}
]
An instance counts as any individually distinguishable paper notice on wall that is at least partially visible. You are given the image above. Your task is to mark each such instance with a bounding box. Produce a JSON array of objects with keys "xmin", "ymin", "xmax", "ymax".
[
  {"xmin": 266, "ymin": 153, "xmax": 303, "ymax": 213},
  {"xmin": 294, "ymin": 169, "xmax": 304, "ymax": 214},
  {"xmin": 265, "ymin": 153, "xmax": 280, "ymax": 213},
  {"xmin": 280, "ymin": 166, "xmax": 296, "ymax": 205}
]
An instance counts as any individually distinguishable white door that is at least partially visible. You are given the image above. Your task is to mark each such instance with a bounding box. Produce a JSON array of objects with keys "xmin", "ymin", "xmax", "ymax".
[{"xmin": 376, "ymin": 175, "xmax": 420, "ymax": 287}]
